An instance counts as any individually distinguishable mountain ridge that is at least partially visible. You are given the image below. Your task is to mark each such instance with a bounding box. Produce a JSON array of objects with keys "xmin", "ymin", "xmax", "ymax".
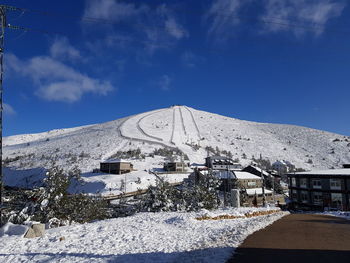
[{"xmin": 4, "ymin": 105, "xmax": 350, "ymax": 175}]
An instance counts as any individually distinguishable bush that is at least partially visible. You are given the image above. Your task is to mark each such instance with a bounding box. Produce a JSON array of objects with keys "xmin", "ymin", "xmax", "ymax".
[
  {"xmin": 142, "ymin": 172, "xmax": 221, "ymax": 212},
  {"xmin": 110, "ymin": 148, "xmax": 142, "ymax": 159},
  {"xmin": 4, "ymin": 164, "xmax": 109, "ymax": 226},
  {"xmin": 152, "ymin": 147, "xmax": 185, "ymax": 160}
]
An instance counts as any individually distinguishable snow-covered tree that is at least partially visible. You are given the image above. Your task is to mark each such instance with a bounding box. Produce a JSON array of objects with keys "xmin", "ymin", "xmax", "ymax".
[
  {"xmin": 4, "ymin": 164, "xmax": 109, "ymax": 226},
  {"xmin": 143, "ymin": 179, "xmax": 178, "ymax": 212},
  {"xmin": 143, "ymin": 171, "xmax": 221, "ymax": 212}
]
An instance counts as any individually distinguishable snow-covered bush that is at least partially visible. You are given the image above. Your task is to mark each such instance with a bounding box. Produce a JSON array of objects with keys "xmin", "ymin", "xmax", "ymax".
[
  {"xmin": 3, "ymin": 164, "xmax": 109, "ymax": 226},
  {"xmin": 143, "ymin": 179, "xmax": 178, "ymax": 212},
  {"xmin": 143, "ymin": 172, "xmax": 221, "ymax": 212},
  {"xmin": 110, "ymin": 148, "xmax": 143, "ymax": 159}
]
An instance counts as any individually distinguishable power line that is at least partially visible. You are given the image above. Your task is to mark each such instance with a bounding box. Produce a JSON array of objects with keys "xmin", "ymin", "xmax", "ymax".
[
  {"xmin": 6, "ymin": 23, "xmax": 64, "ymax": 36},
  {"xmin": 2, "ymin": 4, "xmax": 349, "ymax": 67},
  {"xmin": 3, "ymin": 3, "xmax": 350, "ymax": 59},
  {"xmin": 2, "ymin": 4, "xmax": 350, "ymax": 38}
]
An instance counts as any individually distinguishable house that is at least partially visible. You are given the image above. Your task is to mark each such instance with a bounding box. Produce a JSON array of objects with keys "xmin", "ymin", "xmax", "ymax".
[
  {"xmin": 242, "ymin": 165, "xmax": 272, "ymax": 179},
  {"xmin": 212, "ymin": 170, "xmax": 274, "ymax": 205},
  {"xmin": 100, "ymin": 159, "xmax": 133, "ymax": 174},
  {"xmin": 163, "ymin": 161, "xmax": 187, "ymax": 172},
  {"xmin": 272, "ymin": 160, "xmax": 295, "ymax": 174},
  {"xmin": 287, "ymin": 166, "xmax": 350, "ymax": 211},
  {"xmin": 205, "ymin": 156, "xmax": 242, "ymax": 170}
]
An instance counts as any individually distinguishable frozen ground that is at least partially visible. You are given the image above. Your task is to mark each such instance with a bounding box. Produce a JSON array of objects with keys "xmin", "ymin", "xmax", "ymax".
[
  {"xmin": 0, "ymin": 207, "xmax": 288, "ymax": 263},
  {"xmin": 3, "ymin": 105, "xmax": 350, "ymax": 193}
]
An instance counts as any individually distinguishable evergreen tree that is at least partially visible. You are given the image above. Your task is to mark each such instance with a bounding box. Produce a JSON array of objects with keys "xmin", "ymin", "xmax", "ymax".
[{"xmin": 5, "ymin": 164, "xmax": 109, "ymax": 226}]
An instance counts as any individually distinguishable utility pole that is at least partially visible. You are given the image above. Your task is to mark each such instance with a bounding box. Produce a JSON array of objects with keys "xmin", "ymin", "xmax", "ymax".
[
  {"xmin": 260, "ymin": 154, "xmax": 266, "ymax": 207},
  {"xmin": 0, "ymin": 5, "xmax": 5, "ymax": 227}
]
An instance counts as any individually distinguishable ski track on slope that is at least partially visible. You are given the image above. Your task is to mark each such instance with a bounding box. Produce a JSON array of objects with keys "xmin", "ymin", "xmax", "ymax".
[
  {"xmin": 181, "ymin": 106, "xmax": 202, "ymax": 144},
  {"xmin": 171, "ymin": 107, "xmax": 188, "ymax": 146},
  {"xmin": 170, "ymin": 107, "xmax": 176, "ymax": 145},
  {"xmin": 179, "ymin": 107, "xmax": 187, "ymax": 136},
  {"xmin": 137, "ymin": 110, "xmax": 166, "ymax": 142},
  {"xmin": 184, "ymin": 106, "xmax": 201, "ymax": 140},
  {"xmin": 119, "ymin": 114, "xmax": 177, "ymax": 151},
  {"xmin": 3, "ymin": 105, "xmax": 350, "ymax": 189}
]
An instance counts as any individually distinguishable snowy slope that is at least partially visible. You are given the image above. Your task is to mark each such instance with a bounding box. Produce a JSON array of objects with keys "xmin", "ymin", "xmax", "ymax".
[{"xmin": 3, "ymin": 105, "xmax": 350, "ymax": 192}]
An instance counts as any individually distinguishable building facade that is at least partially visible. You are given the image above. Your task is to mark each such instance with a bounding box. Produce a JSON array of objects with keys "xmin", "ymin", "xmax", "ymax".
[
  {"xmin": 100, "ymin": 159, "xmax": 133, "ymax": 174},
  {"xmin": 163, "ymin": 162, "xmax": 187, "ymax": 172},
  {"xmin": 211, "ymin": 170, "xmax": 274, "ymax": 206},
  {"xmin": 205, "ymin": 156, "xmax": 242, "ymax": 170},
  {"xmin": 288, "ymin": 168, "xmax": 350, "ymax": 211}
]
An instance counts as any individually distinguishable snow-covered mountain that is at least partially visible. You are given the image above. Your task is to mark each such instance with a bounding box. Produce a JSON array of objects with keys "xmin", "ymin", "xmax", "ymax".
[{"xmin": 3, "ymin": 105, "xmax": 350, "ymax": 192}]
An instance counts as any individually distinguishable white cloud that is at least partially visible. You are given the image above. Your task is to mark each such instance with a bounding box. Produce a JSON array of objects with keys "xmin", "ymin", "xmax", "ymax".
[
  {"xmin": 205, "ymin": 0, "xmax": 245, "ymax": 36},
  {"xmin": 3, "ymin": 103, "xmax": 16, "ymax": 116},
  {"xmin": 261, "ymin": 0, "xmax": 346, "ymax": 36},
  {"xmin": 6, "ymin": 53, "xmax": 113, "ymax": 103},
  {"xmin": 165, "ymin": 17, "xmax": 188, "ymax": 40},
  {"xmin": 50, "ymin": 37, "xmax": 81, "ymax": 61},
  {"xmin": 82, "ymin": 0, "xmax": 188, "ymax": 54},
  {"xmin": 83, "ymin": 0, "xmax": 145, "ymax": 22},
  {"xmin": 158, "ymin": 75, "xmax": 171, "ymax": 91},
  {"xmin": 156, "ymin": 4, "xmax": 188, "ymax": 40}
]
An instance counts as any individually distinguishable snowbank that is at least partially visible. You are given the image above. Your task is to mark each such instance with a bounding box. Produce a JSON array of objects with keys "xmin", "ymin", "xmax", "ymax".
[
  {"xmin": 319, "ymin": 211, "xmax": 350, "ymax": 220},
  {"xmin": 0, "ymin": 222, "xmax": 29, "ymax": 237},
  {"xmin": 0, "ymin": 207, "xmax": 288, "ymax": 263}
]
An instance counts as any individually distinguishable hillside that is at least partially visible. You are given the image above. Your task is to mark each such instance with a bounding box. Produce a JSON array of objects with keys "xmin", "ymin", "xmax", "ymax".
[{"xmin": 3, "ymin": 105, "xmax": 350, "ymax": 194}]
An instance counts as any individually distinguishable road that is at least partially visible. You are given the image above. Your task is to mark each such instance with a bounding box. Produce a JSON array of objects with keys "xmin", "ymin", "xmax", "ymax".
[{"xmin": 228, "ymin": 213, "xmax": 350, "ymax": 263}]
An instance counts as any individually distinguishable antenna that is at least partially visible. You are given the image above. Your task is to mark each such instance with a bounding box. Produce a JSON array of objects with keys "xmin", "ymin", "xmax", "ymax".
[
  {"xmin": 0, "ymin": 5, "xmax": 58, "ymax": 226},
  {"xmin": 0, "ymin": 5, "xmax": 5, "ymax": 227}
]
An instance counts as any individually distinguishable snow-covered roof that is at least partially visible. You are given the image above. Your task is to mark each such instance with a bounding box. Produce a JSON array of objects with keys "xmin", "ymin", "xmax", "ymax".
[
  {"xmin": 291, "ymin": 169, "xmax": 350, "ymax": 176},
  {"xmin": 212, "ymin": 171, "xmax": 261, "ymax": 180},
  {"xmin": 190, "ymin": 163, "xmax": 207, "ymax": 169},
  {"xmin": 245, "ymin": 165, "xmax": 270, "ymax": 177},
  {"xmin": 246, "ymin": 188, "xmax": 273, "ymax": 196},
  {"xmin": 234, "ymin": 171, "xmax": 261, "ymax": 180},
  {"xmin": 213, "ymin": 171, "xmax": 235, "ymax": 179},
  {"xmin": 101, "ymin": 159, "xmax": 130, "ymax": 164}
]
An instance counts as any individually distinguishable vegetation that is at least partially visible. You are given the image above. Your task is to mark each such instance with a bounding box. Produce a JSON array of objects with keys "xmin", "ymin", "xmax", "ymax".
[
  {"xmin": 151, "ymin": 147, "xmax": 189, "ymax": 161},
  {"xmin": 142, "ymin": 172, "xmax": 221, "ymax": 212},
  {"xmin": 110, "ymin": 148, "xmax": 144, "ymax": 159},
  {"xmin": 2, "ymin": 164, "xmax": 109, "ymax": 226}
]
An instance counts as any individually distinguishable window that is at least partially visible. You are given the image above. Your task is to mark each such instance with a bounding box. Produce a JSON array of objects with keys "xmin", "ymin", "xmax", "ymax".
[
  {"xmin": 292, "ymin": 190, "xmax": 298, "ymax": 201},
  {"xmin": 248, "ymin": 181, "xmax": 256, "ymax": 187},
  {"xmin": 313, "ymin": 192, "xmax": 323, "ymax": 205},
  {"xmin": 330, "ymin": 179, "xmax": 341, "ymax": 190},
  {"xmin": 312, "ymin": 179, "xmax": 322, "ymax": 189},
  {"xmin": 301, "ymin": 191, "xmax": 308, "ymax": 203},
  {"xmin": 331, "ymin": 193, "xmax": 342, "ymax": 208},
  {"xmin": 291, "ymin": 178, "xmax": 296, "ymax": 187},
  {"xmin": 300, "ymin": 178, "xmax": 308, "ymax": 188}
]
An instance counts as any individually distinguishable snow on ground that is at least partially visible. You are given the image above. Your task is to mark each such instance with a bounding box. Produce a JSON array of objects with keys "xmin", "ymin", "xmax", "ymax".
[
  {"xmin": 71, "ymin": 155, "xmax": 192, "ymax": 196},
  {"xmin": 319, "ymin": 211, "xmax": 350, "ymax": 220},
  {"xmin": 138, "ymin": 108, "xmax": 173, "ymax": 142},
  {"xmin": 3, "ymin": 105, "xmax": 350, "ymax": 192},
  {"xmin": 0, "ymin": 207, "xmax": 288, "ymax": 263}
]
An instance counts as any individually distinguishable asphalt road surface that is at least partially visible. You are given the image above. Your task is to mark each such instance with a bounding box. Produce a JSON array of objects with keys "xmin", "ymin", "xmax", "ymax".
[{"xmin": 228, "ymin": 213, "xmax": 350, "ymax": 263}]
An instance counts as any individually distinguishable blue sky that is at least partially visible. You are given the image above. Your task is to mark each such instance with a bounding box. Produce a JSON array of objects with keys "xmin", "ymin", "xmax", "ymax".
[{"xmin": 2, "ymin": 0, "xmax": 350, "ymax": 136}]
